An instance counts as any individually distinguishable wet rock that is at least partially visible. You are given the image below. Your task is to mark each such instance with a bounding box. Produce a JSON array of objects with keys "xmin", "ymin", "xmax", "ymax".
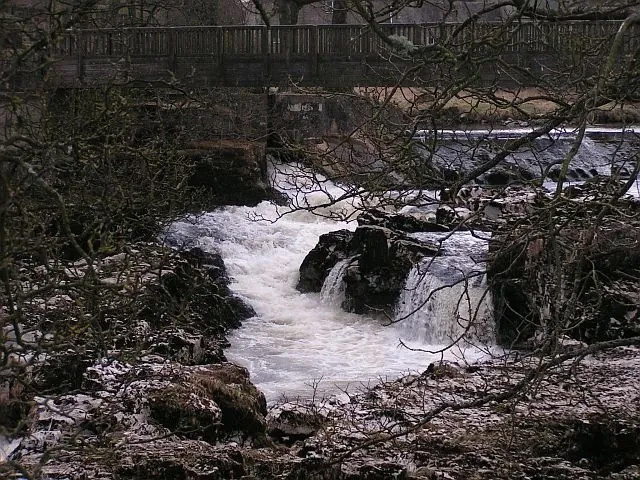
[
  {"xmin": 297, "ymin": 229, "xmax": 354, "ymax": 292},
  {"xmin": 344, "ymin": 226, "xmax": 438, "ymax": 314},
  {"xmin": 441, "ymin": 185, "xmax": 546, "ymax": 223},
  {"xmin": 343, "ymin": 261, "xmax": 410, "ymax": 314},
  {"xmin": 195, "ymin": 363, "xmax": 267, "ymax": 439},
  {"xmin": 298, "ymin": 223, "xmax": 438, "ymax": 315},
  {"xmin": 479, "ymin": 165, "xmax": 535, "ymax": 185},
  {"xmin": 185, "ymin": 140, "xmax": 270, "ymax": 207},
  {"xmin": 268, "ymin": 406, "xmax": 326, "ymax": 443},
  {"xmin": 182, "ymin": 246, "xmax": 229, "ymax": 284},
  {"xmin": 150, "ymin": 246, "xmax": 256, "ymax": 332},
  {"xmin": 357, "ymin": 209, "xmax": 450, "ymax": 233},
  {"xmin": 352, "ymin": 226, "xmax": 391, "ymax": 272}
]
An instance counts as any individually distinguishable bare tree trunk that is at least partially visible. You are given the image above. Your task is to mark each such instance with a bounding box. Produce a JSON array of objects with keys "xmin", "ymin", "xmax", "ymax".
[
  {"xmin": 276, "ymin": 0, "xmax": 301, "ymax": 24},
  {"xmin": 332, "ymin": 0, "xmax": 348, "ymax": 24}
]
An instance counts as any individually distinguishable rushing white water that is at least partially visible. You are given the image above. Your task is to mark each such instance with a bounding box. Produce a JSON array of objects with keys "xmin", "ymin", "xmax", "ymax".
[
  {"xmin": 395, "ymin": 232, "xmax": 494, "ymax": 346},
  {"xmin": 320, "ymin": 257, "xmax": 354, "ymax": 307},
  {"xmin": 414, "ymin": 126, "xmax": 640, "ymax": 183},
  {"xmin": 164, "ymin": 127, "xmax": 638, "ymax": 402},
  {"xmin": 166, "ymin": 165, "xmax": 492, "ymax": 401},
  {"xmin": 413, "ymin": 125, "xmax": 640, "ymax": 142}
]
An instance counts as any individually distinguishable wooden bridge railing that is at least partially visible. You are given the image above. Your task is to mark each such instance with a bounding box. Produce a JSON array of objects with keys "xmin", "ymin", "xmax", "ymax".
[{"xmin": 53, "ymin": 21, "xmax": 640, "ymax": 59}]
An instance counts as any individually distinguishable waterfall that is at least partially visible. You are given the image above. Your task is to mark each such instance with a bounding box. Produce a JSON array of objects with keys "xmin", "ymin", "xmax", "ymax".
[
  {"xmin": 320, "ymin": 257, "xmax": 354, "ymax": 307},
  {"xmin": 166, "ymin": 164, "xmax": 492, "ymax": 401},
  {"xmin": 165, "ymin": 162, "xmax": 497, "ymax": 401},
  {"xmin": 414, "ymin": 126, "xmax": 640, "ymax": 183},
  {"xmin": 395, "ymin": 232, "xmax": 494, "ymax": 346},
  {"xmin": 161, "ymin": 132, "xmax": 637, "ymax": 401}
]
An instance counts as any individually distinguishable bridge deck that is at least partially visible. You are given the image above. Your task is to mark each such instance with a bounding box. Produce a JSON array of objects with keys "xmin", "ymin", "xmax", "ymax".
[{"xmin": 8, "ymin": 21, "xmax": 640, "ymax": 88}]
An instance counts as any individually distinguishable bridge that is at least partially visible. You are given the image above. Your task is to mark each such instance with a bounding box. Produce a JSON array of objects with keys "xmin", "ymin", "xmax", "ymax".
[{"xmin": 12, "ymin": 21, "xmax": 640, "ymax": 88}]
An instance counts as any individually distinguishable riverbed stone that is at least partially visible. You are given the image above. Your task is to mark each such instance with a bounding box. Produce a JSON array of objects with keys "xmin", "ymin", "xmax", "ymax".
[
  {"xmin": 358, "ymin": 209, "xmax": 450, "ymax": 232},
  {"xmin": 197, "ymin": 363, "xmax": 268, "ymax": 439},
  {"xmin": 297, "ymin": 229, "xmax": 354, "ymax": 292},
  {"xmin": 148, "ymin": 363, "xmax": 267, "ymax": 443},
  {"xmin": 267, "ymin": 406, "xmax": 326, "ymax": 443},
  {"xmin": 298, "ymin": 222, "xmax": 438, "ymax": 315}
]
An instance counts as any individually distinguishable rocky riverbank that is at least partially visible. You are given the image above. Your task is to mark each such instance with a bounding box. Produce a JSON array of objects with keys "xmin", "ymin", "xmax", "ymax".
[
  {"xmin": 4, "ymin": 90, "xmax": 639, "ymax": 479},
  {"xmin": 297, "ymin": 179, "xmax": 640, "ymax": 348},
  {"xmin": 0, "ymin": 243, "xmax": 267, "ymax": 475},
  {"xmin": 4, "ymin": 181, "xmax": 639, "ymax": 479},
  {"xmin": 268, "ymin": 344, "xmax": 640, "ymax": 480}
]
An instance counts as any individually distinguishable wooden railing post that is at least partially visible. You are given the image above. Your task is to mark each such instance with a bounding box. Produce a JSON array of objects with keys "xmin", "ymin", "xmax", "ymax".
[
  {"xmin": 217, "ymin": 27, "xmax": 224, "ymax": 66},
  {"xmin": 310, "ymin": 25, "xmax": 319, "ymax": 77},
  {"xmin": 262, "ymin": 26, "xmax": 270, "ymax": 81},
  {"xmin": 76, "ymin": 31, "xmax": 84, "ymax": 81},
  {"xmin": 167, "ymin": 28, "xmax": 177, "ymax": 72}
]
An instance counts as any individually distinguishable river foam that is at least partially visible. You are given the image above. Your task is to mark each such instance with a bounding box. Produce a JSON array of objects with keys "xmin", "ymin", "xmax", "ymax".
[{"xmin": 167, "ymin": 165, "xmax": 494, "ymax": 401}]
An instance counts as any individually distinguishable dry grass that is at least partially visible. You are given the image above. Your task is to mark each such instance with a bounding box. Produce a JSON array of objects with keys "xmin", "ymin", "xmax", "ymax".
[{"xmin": 355, "ymin": 87, "xmax": 640, "ymax": 125}]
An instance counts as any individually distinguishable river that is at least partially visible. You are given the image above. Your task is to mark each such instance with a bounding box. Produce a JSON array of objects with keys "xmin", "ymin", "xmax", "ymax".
[
  {"xmin": 168, "ymin": 165, "xmax": 494, "ymax": 401},
  {"xmin": 168, "ymin": 128, "xmax": 639, "ymax": 402}
]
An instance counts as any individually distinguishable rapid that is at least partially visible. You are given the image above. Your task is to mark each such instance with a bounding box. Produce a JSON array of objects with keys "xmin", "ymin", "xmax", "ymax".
[{"xmin": 167, "ymin": 164, "xmax": 494, "ymax": 401}]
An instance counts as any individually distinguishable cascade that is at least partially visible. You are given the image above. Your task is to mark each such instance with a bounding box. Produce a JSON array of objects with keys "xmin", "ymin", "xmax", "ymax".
[
  {"xmin": 395, "ymin": 232, "xmax": 494, "ymax": 346},
  {"xmin": 166, "ymin": 163, "xmax": 492, "ymax": 400},
  {"xmin": 415, "ymin": 127, "xmax": 640, "ymax": 183},
  {"xmin": 320, "ymin": 257, "xmax": 354, "ymax": 307}
]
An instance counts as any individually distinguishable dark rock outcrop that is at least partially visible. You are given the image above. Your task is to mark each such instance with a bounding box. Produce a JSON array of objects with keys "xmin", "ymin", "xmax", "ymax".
[
  {"xmin": 298, "ymin": 219, "xmax": 438, "ymax": 315},
  {"xmin": 488, "ymin": 195, "xmax": 640, "ymax": 346},
  {"xmin": 149, "ymin": 246, "xmax": 256, "ymax": 335},
  {"xmin": 184, "ymin": 140, "xmax": 270, "ymax": 207},
  {"xmin": 297, "ymin": 229, "xmax": 354, "ymax": 293},
  {"xmin": 343, "ymin": 226, "xmax": 437, "ymax": 314},
  {"xmin": 358, "ymin": 208, "xmax": 450, "ymax": 233}
]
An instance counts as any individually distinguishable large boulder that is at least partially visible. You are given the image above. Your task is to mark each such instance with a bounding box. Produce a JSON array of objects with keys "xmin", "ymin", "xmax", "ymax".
[
  {"xmin": 297, "ymin": 229, "xmax": 354, "ymax": 292},
  {"xmin": 267, "ymin": 404, "xmax": 327, "ymax": 443},
  {"xmin": 184, "ymin": 140, "xmax": 270, "ymax": 207},
  {"xmin": 148, "ymin": 363, "xmax": 267, "ymax": 442},
  {"xmin": 298, "ymin": 220, "xmax": 438, "ymax": 315},
  {"xmin": 343, "ymin": 226, "xmax": 437, "ymax": 314},
  {"xmin": 147, "ymin": 246, "xmax": 256, "ymax": 335}
]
